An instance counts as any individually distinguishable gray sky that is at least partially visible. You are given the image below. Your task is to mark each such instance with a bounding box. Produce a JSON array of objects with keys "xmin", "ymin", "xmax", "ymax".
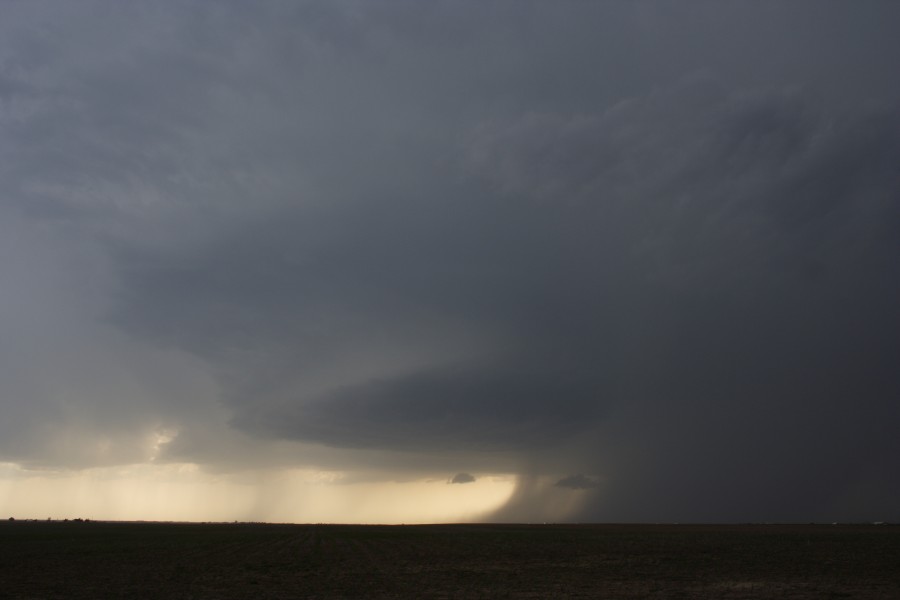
[{"xmin": 1, "ymin": 1, "xmax": 898, "ymax": 523}]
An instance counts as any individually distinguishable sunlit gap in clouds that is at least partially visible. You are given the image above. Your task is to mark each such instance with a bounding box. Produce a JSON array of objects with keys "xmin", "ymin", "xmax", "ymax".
[{"xmin": 0, "ymin": 462, "xmax": 516, "ymax": 523}]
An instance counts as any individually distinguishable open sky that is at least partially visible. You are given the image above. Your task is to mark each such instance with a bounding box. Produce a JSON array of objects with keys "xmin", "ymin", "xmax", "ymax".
[{"xmin": 1, "ymin": 1, "xmax": 899, "ymax": 524}]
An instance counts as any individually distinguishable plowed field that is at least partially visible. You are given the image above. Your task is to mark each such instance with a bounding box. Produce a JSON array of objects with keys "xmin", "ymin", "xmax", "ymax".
[{"xmin": 1, "ymin": 521, "xmax": 898, "ymax": 598}]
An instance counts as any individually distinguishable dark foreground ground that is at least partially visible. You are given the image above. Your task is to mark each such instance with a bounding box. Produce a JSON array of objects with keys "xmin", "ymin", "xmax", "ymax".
[{"xmin": 1, "ymin": 521, "xmax": 898, "ymax": 599}]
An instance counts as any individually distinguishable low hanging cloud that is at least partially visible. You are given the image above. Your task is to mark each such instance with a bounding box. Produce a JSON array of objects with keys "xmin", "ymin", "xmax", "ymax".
[{"xmin": 450, "ymin": 473, "xmax": 476, "ymax": 485}]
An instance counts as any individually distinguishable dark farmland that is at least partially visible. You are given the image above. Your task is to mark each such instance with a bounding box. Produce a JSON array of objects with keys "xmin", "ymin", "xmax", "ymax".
[{"xmin": 2, "ymin": 521, "xmax": 899, "ymax": 599}]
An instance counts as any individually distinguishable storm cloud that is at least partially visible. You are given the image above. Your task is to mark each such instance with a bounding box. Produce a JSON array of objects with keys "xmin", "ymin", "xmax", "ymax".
[
  {"xmin": 1, "ymin": 1, "xmax": 898, "ymax": 523},
  {"xmin": 556, "ymin": 475, "xmax": 601, "ymax": 491}
]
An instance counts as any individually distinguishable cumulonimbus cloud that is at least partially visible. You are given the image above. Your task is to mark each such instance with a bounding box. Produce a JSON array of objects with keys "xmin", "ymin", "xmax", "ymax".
[{"xmin": 1, "ymin": 1, "xmax": 898, "ymax": 524}]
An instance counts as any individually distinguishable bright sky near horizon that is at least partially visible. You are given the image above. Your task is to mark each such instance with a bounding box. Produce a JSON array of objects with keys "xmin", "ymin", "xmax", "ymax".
[
  {"xmin": 0, "ymin": 463, "xmax": 519, "ymax": 523},
  {"xmin": 1, "ymin": 1, "xmax": 899, "ymax": 524}
]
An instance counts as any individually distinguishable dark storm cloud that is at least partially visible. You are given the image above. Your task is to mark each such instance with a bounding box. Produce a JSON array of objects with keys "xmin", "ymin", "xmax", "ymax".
[
  {"xmin": 478, "ymin": 80, "xmax": 900, "ymax": 521},
  {"xmin": 236, "ymin": 361, "xmax": 607, "ymax": 452},
  {"xmin": 449, "ymin": 473, "xmax": 475, "ymax": 485},
  {"xmin": 2, "ymin": 1, "xmax": 899, "ymax": 521},
  {"xmin": 555, "ymin": 475, "xmax": 601, "ymax": 491}
]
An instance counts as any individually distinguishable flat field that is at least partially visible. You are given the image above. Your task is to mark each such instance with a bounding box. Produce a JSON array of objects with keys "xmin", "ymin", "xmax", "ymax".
[{"xmin": 1, "ymin": 521, "xmax": 898, "ymax": 598}]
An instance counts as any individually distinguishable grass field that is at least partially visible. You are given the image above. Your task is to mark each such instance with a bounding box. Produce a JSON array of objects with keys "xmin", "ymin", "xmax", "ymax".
[{"xmin": 1, "ymin": 521, "xmax": 898, "ymax": 598}]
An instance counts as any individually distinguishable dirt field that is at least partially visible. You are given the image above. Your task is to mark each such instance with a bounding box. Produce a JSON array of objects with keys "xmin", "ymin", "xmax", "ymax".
[{"xmin": 1, "ymin": 521, "xmax": 898, "ymax": 598}]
